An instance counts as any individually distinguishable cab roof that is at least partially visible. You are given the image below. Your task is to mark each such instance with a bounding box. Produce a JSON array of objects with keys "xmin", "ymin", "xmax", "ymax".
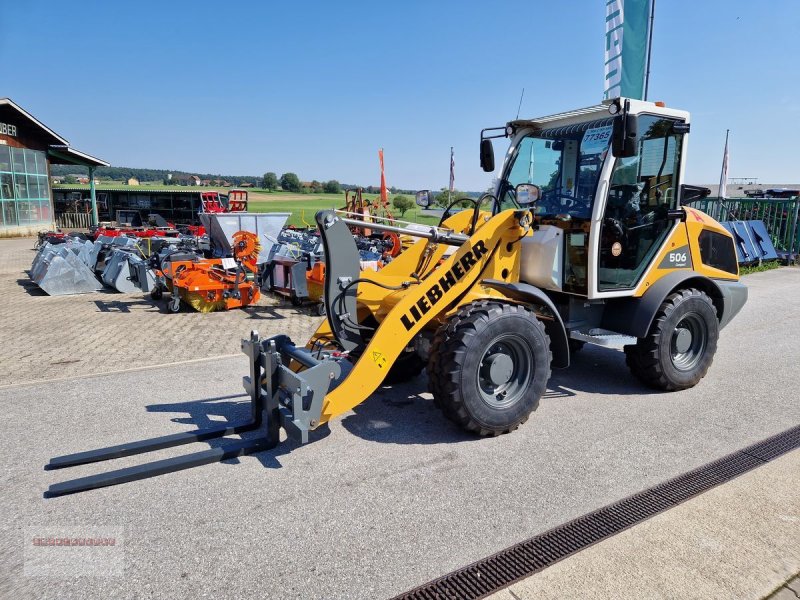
[{"xmin": 508, "ymin": 98, "xmax": 690, "ymax": 131}]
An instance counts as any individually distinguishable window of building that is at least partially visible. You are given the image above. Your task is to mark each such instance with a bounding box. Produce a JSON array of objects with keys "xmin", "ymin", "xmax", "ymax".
[{"xmin": 0, "ymin": 146, "xmax": 52, "ymax": 227}]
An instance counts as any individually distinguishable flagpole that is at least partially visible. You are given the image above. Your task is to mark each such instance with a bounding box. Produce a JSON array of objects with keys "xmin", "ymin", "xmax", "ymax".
[
  {"xmin": 718, "ymin": 129, "xmax": 730, "ymax": 201},
  {"xmin": 448, "ymin": 146, "xmax": 453, "ymax": 204},
  {"xmin": 643, "ymin": 0, "xmax": 656, "ymax": 101}
]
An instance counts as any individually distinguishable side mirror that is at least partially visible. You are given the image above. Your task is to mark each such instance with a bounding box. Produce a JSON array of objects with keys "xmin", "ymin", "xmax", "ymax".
[
  {"xmin": 480, "ymin": 139, "xmax": 495, "ymax": 172},
  {"xmin": 679, "ymin": 184, "xmax": 711, "ymax": 204},
  {"xmin": 611, "ymin": 113, "xmax": 639, "ymax": 158},
  {"xmin": 415, "ymin": 190, "xmax": 432, "ymax": 208},
  {"xmin": 515, "ymin": 183, "xmax": 540, "ymax": 206}
]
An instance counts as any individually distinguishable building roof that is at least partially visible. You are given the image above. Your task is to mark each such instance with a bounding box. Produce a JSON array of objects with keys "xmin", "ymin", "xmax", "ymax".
[
  {"xmin": 0, "ymin": 97, "xmax": 68, "ymax": 145},
  {"xmin": 0, "ymin": 97, "xmax": 109, "ymax": 167},
  {"xmin": 53, "ymin": 185, "xmax": 209, "ymax": 194},
  {"xmin": 48, "ymin": 145, "xmax": 109, "ymax": 167}
]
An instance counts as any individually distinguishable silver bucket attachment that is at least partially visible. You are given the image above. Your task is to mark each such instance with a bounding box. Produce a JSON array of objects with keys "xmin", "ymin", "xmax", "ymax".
[
  {"xmin": 30, "ymin": 242, "xmax": 103, "ymax": 296},
  {"xmin": 199, "ymin": 212, "xmax": 290, "ymax": 264},
  {"xmin": 101, "ymin": 249, "xmax": 141, "ymax": 293}
]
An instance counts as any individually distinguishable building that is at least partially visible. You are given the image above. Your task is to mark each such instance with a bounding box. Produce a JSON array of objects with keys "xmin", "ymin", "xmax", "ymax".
[
  {"xmin": 0, "ymin": 98, "xmax": 108, "ymax": 237},
  {"xmin": 52, "ymin": 186, "xmax": 206, "ymax": 225}
]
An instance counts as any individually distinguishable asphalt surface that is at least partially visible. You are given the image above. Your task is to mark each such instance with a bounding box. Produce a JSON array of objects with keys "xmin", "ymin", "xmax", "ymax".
[{"xmin": 1, "ymin": 267, "xmax": 799, "ymax": 599}]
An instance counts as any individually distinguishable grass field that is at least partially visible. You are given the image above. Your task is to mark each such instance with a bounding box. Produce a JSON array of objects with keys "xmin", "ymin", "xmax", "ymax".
[{"xmin": 246, "ymin": 191, "xmax": 440, "ymax": 227}]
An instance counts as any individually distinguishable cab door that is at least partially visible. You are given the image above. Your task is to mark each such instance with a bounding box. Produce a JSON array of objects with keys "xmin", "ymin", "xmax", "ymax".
[{"xmin": 596, "ymin": 115, "xmax": 685, "ymax": 291}]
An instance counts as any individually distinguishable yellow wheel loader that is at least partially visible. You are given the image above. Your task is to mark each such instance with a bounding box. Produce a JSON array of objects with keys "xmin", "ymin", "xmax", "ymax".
[{"xmin": 46, "ymin": 98, "xmax": 747, "ymax": 496}]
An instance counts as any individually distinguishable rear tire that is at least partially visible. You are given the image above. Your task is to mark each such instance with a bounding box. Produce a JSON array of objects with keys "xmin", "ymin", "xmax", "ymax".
[
  {"xmin": 428, "ymin": 301, "xmax": 551, "ymax": 436},
  {"xmin": 625, "ymin": 289, "xmax": 719, "ymax": 391}
]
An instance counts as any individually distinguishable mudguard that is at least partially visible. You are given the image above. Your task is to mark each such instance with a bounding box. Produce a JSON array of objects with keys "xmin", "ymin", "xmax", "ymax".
[
  {"xmin": 601, "ymin": 271, "xmax": 747, "ymax": 338},
  {"xmin": 480, "ymin": 279, "xmax": 570, "ymax": 368}
]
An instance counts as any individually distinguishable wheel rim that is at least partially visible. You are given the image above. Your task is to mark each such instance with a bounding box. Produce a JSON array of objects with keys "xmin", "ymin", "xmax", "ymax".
[
  {"xmin": 477, "ymin": 334, "xmax": 533, "ymax": 409},
  {"xmin": 670, "ymin": 312, "xmax": 707, "ymax": 371}
]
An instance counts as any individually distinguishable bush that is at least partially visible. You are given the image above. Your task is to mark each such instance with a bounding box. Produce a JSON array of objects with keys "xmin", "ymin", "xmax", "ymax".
[{"xmin": 392, "ymin": 194, "xmax": 414, "ymax": 217}]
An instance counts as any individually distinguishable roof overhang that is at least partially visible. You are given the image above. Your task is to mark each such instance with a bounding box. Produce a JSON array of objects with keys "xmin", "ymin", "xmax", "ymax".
[
  {"xmin": 48, "ymin": 145, "xmax": 109, "ymax": 167},
  {"xmin": 1, "ymin": 97, "xmax": 109, "ymax": 167},
  {"xmin": 0, "ymin": 97, "xmax": 69, "ymax": 145}
]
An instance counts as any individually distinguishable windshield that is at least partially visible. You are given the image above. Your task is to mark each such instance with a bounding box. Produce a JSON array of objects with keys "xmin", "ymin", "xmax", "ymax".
[{"xmin": 498, "ymin": 118, "xmax": 613, "ymax": 219}]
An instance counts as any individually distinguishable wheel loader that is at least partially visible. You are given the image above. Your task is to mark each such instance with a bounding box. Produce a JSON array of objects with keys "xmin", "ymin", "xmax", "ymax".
[{"xmin": 45, "ymin": 98, "xmax": 747, "ymax": 496}]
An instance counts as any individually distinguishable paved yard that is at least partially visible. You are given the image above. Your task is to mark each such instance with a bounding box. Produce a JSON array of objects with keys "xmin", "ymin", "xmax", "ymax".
[
  {"xmin": 0, "ymin": 237, "xmax": 798, "ymax": 599},
  {"xmin": 0, "ymin": 237, "xmax": 321, "ymax": 387}
]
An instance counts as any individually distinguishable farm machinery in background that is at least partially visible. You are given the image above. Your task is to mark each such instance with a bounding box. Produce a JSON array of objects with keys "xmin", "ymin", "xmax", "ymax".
[
  {"xmin": 341, "ymin": 187, "xmax": 395, "ymax": 236},
  {"xmin": 150, "ymin": 231, "xmax": 263, "ymax": 313}
]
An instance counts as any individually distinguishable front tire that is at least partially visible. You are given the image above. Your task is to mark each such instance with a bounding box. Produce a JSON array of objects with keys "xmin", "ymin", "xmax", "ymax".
[
  {"xmin": 428, "ymin": 301, "xmax": 551, "ymax": 436},
  {"xmin": 625, "ymin": 289, "xmax": 719, "ymax": 390}
]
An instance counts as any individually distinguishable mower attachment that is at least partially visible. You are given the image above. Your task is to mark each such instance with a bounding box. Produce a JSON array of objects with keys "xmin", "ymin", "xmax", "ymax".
[{"xmin": 44, "ymin": 330, "xmax": 340, "ymax": 497}]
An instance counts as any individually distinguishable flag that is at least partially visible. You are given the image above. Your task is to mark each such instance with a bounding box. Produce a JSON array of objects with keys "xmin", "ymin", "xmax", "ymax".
[
  {"xmin": 449, "ymin": 147, "xmax": 455, "ymax": 193},
  {"xmin": 379, "ymin": 148, "xmax": 388, "ymax": 203},
  {"xmin": 603, "ymin": 0, "xmax": 652, "ymax": 100},
  {"xmin": 718, "ymin": 130, "xmax": 729, "ymax": 200}
]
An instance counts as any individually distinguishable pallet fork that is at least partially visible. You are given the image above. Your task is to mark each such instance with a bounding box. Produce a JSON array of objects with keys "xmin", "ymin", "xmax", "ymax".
[{"xmin": 44, "ymin": 332, "xmax": 342, "ymax": 497}]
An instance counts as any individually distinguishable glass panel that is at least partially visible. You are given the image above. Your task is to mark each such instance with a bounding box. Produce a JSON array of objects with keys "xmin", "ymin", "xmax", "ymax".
[
  {"xmin": 24, "ymin": 150, "xmax": 37, "ymax": 174},
  {"xmin": 28, "ymin": 176, "xmax": 39, "ymax": 199},
  {"xmin": 17, "ymin": 200, "xmax": 35, "ymax": 223},
  {"xmin": 0, "ymin": 173, "xmax": 12, "ymax": 199},
  {"xmin": 499, "ymin": 118, "xmax": 612, "ymax": 218},
  {"xmin": 11, "ymin": 147, "xmax": 25, "ymax": 173},
  {"xmin": 40, "ymin": 200, "xmax": 52, "ymax": 222},
  {"xmin": 14, "ymin": 174, "xmax": 28, "ymax": 199},
  {"xmin": 37, "ymin": 175, "xmax": 50, "ymax": 200},
  {"xmin": 598, "ymin": 116, "xmax": 684, "ymax": 291},
  {"xmin": 2, "ymin": 201, "xmax": 18, "ymax": 226},
  {"xmin": 0, "ymin": 146, "xmax": 10, "ymax": 172},
  {"xmin": 35, "ymin": 150, "xmax": 48, "ymax": 175}
]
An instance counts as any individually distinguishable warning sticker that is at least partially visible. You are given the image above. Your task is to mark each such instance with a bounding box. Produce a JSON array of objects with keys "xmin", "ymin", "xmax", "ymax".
[{"xmin": 371, "ymin": 349, "xmax": 388, "ymax": 370}]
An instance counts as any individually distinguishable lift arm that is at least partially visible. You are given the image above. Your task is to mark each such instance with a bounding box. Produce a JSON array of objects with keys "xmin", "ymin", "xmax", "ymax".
[{"xmin": 241, "ymin": 207, "xmax": 532, "ymax": 444}]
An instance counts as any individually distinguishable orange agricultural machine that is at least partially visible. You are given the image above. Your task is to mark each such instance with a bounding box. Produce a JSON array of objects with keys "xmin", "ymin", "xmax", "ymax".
[
  {"xmin": 341, "ymin": 187, "xmax": 395, "ymax": 236},
  {"xmin": 152, "ymin": 231, "xmax": 261, "ymax": 312}
]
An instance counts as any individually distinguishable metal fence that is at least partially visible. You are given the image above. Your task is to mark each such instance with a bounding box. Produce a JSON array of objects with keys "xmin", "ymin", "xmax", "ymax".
[
  {"xmin": 684, "ymin": 196, "xmax": 800, "ymax": 255},
  {"xmin": 56, "ymin": 212, "xmax": 94, "ymax": 230}
]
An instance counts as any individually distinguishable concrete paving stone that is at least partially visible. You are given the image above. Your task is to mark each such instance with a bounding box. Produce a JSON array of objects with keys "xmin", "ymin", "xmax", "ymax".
[
  {"xmin": 0, "ymin": 237, "xmax": 322, "ymax": 387},
  {"xmin": 785, "ymin": 576, "xmax": 800, "ymax": 596}
]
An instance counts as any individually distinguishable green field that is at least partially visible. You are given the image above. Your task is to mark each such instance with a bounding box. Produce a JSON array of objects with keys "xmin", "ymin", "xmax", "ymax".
[{"xmin": 246, "ymin": 191, "xmax": 440, "ymax": 227}]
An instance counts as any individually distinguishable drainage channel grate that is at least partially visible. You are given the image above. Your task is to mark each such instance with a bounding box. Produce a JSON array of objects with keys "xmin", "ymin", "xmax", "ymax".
[{"xmin": 392, "ymin": 424, "xmax": 800, "ymax": 600}]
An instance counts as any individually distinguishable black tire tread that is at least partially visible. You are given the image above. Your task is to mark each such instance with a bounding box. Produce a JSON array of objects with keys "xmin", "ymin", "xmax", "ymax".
[
  {"xmin": 427, "ymin": 300, "xmax": 552, "ymax": 436},
  {"xmin": 624, "ymin": 288, "xmax": 718, "ymax": 391}
]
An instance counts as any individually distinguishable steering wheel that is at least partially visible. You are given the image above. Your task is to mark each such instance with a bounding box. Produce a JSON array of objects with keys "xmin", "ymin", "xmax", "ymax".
[{"xmin": 603, "ymin": 217, "xmax": 626, "ymax": 240}]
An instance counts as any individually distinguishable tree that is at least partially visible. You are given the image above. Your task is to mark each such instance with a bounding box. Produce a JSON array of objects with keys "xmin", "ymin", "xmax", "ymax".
[
  {"xmin": 63, "ymin": 174, "xmax": 77, "ymax": 184},
  {"xmin": 392, "ymin": 194, "xmax": 414, "ymax": 217},
  {"xmin": 323, "ymin": 179, "xmax": 341, "ymax": 194},
  {"xmin": 262, "ymin": 172, "xmax": 278, "ymax": 190},
  {"xmin": 280, "ymin": 172, "xmax": 302, "ymax": 192},
  {"xmin": 434, "ymin": 188, "xmax": 472, "ymax": 208}
]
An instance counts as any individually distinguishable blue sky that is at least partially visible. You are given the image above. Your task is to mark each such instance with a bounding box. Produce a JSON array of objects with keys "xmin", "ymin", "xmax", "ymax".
[{"xmin": 2, "ymin": 0, "xmax": 798, "ymax": 191}]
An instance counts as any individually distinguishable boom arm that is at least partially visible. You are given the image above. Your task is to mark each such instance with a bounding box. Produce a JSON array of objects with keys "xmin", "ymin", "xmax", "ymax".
[{"xmin": 241, "ymin": 207, "xmax": 533, "ymax": 443}]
